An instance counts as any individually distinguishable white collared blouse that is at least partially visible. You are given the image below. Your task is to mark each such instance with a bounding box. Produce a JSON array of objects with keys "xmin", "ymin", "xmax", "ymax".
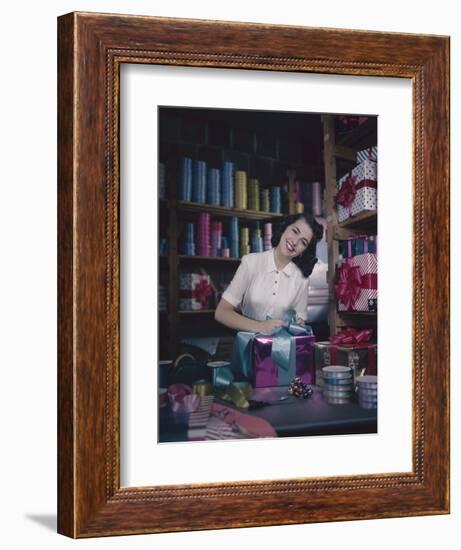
[{"xmin": 222, "ymin": 249, "xmax": 310, "ymax": 322}]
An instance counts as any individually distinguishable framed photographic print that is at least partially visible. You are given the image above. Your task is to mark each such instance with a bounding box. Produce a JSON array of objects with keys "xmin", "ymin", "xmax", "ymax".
[{"xmin": 58, "ymin": 12, "xmax": 449, "ymax": 537}]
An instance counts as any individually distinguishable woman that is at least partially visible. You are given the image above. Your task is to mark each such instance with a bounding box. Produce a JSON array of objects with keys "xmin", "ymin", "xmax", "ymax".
[{"xmin": 215, "ymin": 212, "xmax": 324, "ymax": 333}]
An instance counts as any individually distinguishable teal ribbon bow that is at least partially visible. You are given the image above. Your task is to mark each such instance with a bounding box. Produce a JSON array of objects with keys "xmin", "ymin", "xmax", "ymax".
[{"xmin": 233, "ymin": 310, "xmax": 313, "ymax": 384}]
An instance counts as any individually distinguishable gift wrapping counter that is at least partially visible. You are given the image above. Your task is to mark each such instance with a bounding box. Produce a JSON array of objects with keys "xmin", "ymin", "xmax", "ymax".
[
  {"xmin": 158, "ymin": 385, "xmax": 377, "ymax": 442},
  {"xmin": 159, "ymin": 323, "xmax": 378, "ymax": 442}
]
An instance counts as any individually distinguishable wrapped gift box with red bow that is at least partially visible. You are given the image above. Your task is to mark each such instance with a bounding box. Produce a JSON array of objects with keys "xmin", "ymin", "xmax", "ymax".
[
  {"xmin": 314, "ymin": 328, "xmax": 377, "ymax": 387},
  {"xmin": 179, "ymin": 273, "xmax": 213, "ymax": 310},
  {"xmin": 335, "ymin": 253, "xmax": 377, "ymax": 312},
  {"xmin": 336, "ymin": 159, "xmax": 377, "ymax": 222}
]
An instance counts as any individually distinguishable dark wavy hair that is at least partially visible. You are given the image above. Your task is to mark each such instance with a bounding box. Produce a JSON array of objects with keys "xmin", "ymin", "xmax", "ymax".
[{"xmin": 271, "ymin": 212, "xmax": 324, "ymax": 278}]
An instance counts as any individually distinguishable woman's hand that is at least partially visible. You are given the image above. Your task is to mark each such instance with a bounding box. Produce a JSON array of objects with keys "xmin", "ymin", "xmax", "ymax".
[{"xmin": 258, "ymin": 319, "xmax": 284, "ymax": 334}]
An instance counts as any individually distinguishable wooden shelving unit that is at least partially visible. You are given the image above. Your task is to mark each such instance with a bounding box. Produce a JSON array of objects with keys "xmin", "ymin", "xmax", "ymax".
[
  {"xmin": 161, "ymin": 168, "xmax": 301, "ymax": 360},
  {"xmin": 158, "ymin": 108, "xmax": 326, "ymax": 359},
  {"xmin": 322, "ymin": 115, "xmax": 377, "ymax": 336},
  {"xmin": 177, "ymin": 200, "xmax": 284, "ymax": 221}
]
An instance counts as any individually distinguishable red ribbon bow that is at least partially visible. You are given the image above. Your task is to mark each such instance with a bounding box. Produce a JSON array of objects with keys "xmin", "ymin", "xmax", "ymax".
[
  {"xmin": 335, "ymin": 260, "xmax": 362, "ymax": 310},
  {"xmin": 329, "ymin": 327, "xmax": 373, "ymax": 345},
  {"xmin": 336, "ymin": 174, "xmax": 357, "ymax": 213},
  {"xmin": 194, "ymin": 278, "xmax": 212, "ymax": 307}
]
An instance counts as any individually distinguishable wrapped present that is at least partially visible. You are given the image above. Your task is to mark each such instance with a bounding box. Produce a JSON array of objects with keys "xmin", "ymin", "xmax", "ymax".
[
  {"xmin": 314, "ymin": 328, "xmax": 377, "ymax": 385},
  {"xmin": 337, "ymin": 115, "xmax": 369, "ymax": 129},
  {"xmin": 232, "ymin": 311, "xmax": 316, "ymax": 388},
  {"xmin": 339, "ymin": 234, "xmax": 377, "ymax": 259},
  {"xmin": 335, "ymin": 253, "xmax": 377, "ymax": 312},
  {"xmin": 179, "ymin": 273, "xmax": 213, "ymax": 310},
  {"xmin": 337, "ymin": 160, "xmax": 377, "ymax": 222},
  {"xmin": 356, "ymin": 145, "xmax": 378, "ymax": 164}
]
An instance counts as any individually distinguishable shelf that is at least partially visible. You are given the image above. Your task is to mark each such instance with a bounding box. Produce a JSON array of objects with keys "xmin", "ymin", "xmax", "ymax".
[
  {"xmin": 179, "ymin": 255, "xmax": 241, "ymax": 263},
  {"xmin": 177, "ymin": 201, "xmax": 284, "ymax": 221},
  {"xmin": 338, "ymin": 210, "xmax": 377, "ymax": 232}
]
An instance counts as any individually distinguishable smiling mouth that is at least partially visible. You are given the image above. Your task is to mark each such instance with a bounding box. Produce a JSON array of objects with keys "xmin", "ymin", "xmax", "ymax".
[{"xmin": 286, "ymin": 240, "xmax": 295, "ymax": 253}]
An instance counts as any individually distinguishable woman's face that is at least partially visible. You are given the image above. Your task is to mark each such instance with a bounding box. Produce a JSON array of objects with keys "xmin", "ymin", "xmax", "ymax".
[{"xmin": 279, "ymin": 218, "xmax": 314, "ymax": 258}]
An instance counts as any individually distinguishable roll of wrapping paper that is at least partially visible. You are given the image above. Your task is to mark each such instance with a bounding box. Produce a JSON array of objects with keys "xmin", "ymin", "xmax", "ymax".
[
  {"xmin": 211, "ymin": 220, "xmax": 222, "ymax": 257},
  {"xmin": 240, "ymin": 227, "xmax": 250, "ymax": 257},
  {"xmin": 181, "ymin": 222, "xmax": 195, "ymax": 255},
  {"xmin": 235, "ymin": 170, "xmax": 248, "ymax": 210},
  {"xmin": 312, "ymin": 181, "xmax": 323, "ymax": 216},
  {"xmin": 248, "ymin": 178, "xmax": 260, "ymax": 211},
  {"xmin": 270, "ymin": 186, "xmax": 281, "ymax": 213},
  {"xmin": 206, "ymin": 168, "xmax": 221, "ymax": 206},
  {"xmin": 260, "ymin": 188, "xmax": 270, "ymax": 212},
  {"xmin": 192, "ymin": 160, "xmax": 207, "ymax": 204},
  {"xmin": 263, "ymin": 222, "xmax": 273, "ymax": 251},
  {"xmin": 197, "ymin": 212, "xmax": 211, "ymax": 256},
  {"xmin": 221, "ymin": 236, "xmax": 230, "ymax": 257},
  {"xmin": 229, "ymin": 216, "xmax": 239, "ymax": 258},
  {"xmin": 179, "ymin": 157, "xmax": 192, "ymax": 201},
  {"xmin": 221, "ymin": 161, "xmax": 234, "ymax": 208}
]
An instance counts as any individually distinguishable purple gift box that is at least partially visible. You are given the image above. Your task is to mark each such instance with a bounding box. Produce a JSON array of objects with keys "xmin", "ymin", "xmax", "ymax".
[{"xmin": 253, "ymin": 334, "xmax": 316, "ymax": 388}]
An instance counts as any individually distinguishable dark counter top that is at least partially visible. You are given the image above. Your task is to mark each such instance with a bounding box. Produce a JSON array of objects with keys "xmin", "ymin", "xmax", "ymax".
[{"xmin": 158, "ymin": 385, "xmax": 377, "ymax": 442}]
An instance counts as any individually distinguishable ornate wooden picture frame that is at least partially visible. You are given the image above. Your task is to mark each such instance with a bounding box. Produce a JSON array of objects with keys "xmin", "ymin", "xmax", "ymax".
[{"xmin": 57, "ymin": 12, "xmax": 450, "ymax": 537}]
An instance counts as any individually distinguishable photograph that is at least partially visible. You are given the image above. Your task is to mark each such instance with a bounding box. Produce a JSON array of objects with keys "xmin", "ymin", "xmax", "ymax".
[{"xmin": 157, "ymin": 106, "xmax": 378, "ymax": 443}]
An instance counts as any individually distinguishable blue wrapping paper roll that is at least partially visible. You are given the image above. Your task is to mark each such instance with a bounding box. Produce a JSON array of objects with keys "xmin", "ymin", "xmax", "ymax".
[
  {"xmin": 192, "ymin": 160, "xmax": 207, "ymax": 203},
  {"xmin": 179, "ymin": 157, "xmax": 192, "ymax": 201},
  {"xmin": 221, "ymin": 161, "xmax": 234, "ymax": 208}
]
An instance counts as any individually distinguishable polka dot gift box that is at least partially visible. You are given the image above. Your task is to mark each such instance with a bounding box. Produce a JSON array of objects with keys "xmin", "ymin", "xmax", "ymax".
[{"xmin": 336, "ymin": 159, "xmax": 377, "ymax": 223}]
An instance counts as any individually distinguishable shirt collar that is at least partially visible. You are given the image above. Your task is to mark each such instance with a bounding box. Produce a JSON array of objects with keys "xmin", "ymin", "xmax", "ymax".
[{"xmin": 266, "ymin": 249, "xmax": 296, "ymax": 277}]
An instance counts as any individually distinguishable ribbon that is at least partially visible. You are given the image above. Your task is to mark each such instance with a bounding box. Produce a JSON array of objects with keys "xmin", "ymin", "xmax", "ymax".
[
  {"xmin": 329, "ymin": 327, "xmax": 373, "ymax": 345},
  {"xmin": 270, "ymin": 310, "xmax": 309, "ymax": 385},
  {"xmin": 337, "ymin": 175, "xmax": 377, "ymax": 216},
  {"xmin": 335, "ymin": 261, "xmax": 377, "ymax": 310},
  {"xmin": 328, "ymin": 328, "xmax": 376, "ymax": 373},
  {"xmin": 167, "ymin": 384, "xmax": 202, "ymax": 413},
  {"xmin": 195, "ymin": 278, "xmax": 212, "ymax": 306},
  {"xmin": 336, "ymin": 174, "xmax": 357, "ymax": 214},
  {"xmin": 219, "ymin": 381, "xmax": 253, "ymax": 409},
  {"xmin": 180, "ymin": 277, "xmax": 212, "ymax": 307},
  {"xmin": 232, "ymin": 310, "xmax": 313, "ymax": 386},
  {"xmin": 335, "ymin": 261, "xmax": 362, "ymax": 310}
]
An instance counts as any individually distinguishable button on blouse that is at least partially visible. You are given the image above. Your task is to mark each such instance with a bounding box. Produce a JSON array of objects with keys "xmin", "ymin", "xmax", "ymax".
[{"xmin": 222, "ymin": 249, "xmax": 310, "ymax": 322}]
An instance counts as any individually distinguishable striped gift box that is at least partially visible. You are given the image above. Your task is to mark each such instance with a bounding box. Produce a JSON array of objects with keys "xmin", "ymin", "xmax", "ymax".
[
  {"xmin": 356, "ymin": 146, "xmax": 378, "ymax": 164},
  {"xmin": 187, "ymin": 395, "xmax": 214, "ymax": 441}
]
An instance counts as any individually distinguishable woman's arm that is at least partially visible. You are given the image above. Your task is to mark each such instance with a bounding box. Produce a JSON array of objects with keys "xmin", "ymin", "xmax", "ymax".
[{"xmin": 215, "ymin": 298, "xmax": 283, "ymax": 334}]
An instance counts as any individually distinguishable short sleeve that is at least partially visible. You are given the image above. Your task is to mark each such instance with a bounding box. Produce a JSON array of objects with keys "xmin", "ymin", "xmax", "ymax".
[
  {"xmin": 221, "ymin": 255, "xmax": 251, "ymax": 308},
  {"xmin": 292, "ymin": 276, "xmax": 310, "ymax": 321}
]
